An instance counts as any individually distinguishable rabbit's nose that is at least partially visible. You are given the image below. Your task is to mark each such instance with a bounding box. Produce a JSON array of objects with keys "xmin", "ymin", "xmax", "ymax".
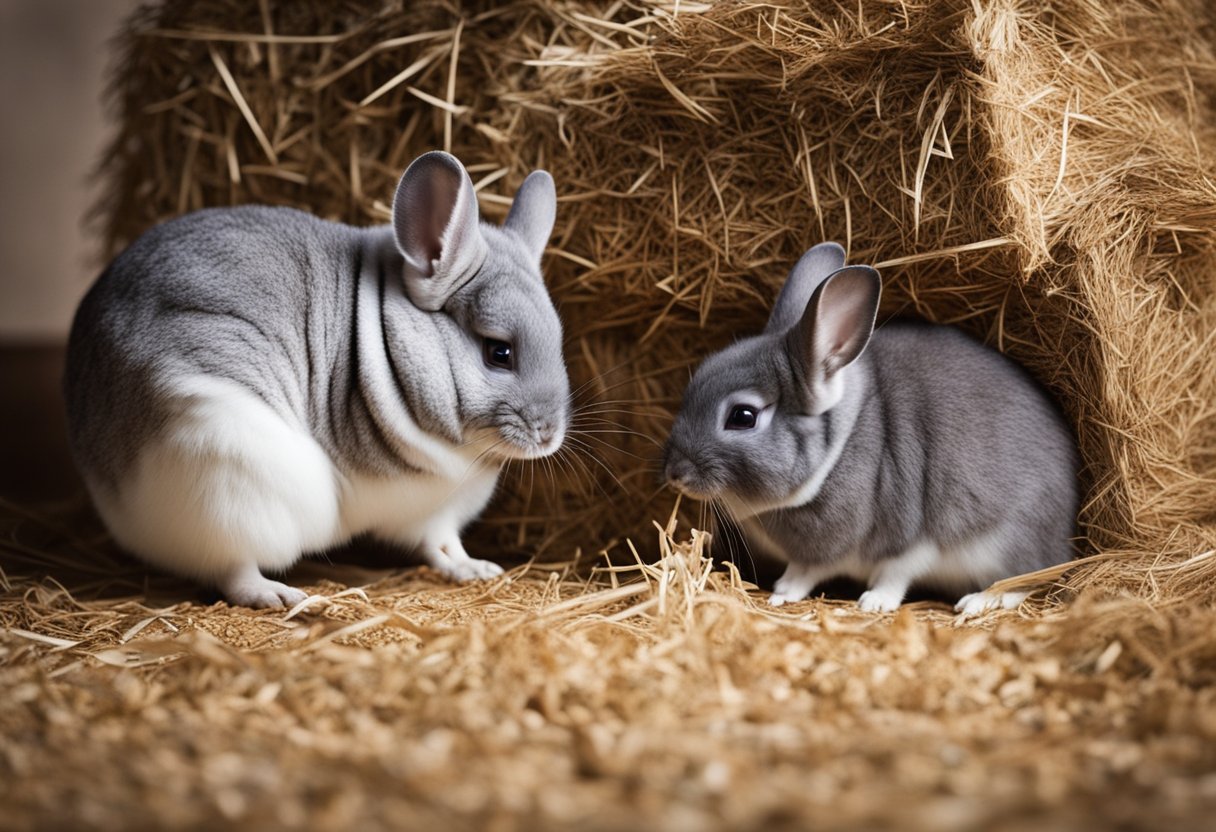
[{"xmin": 666, "ymin": 457, "xmax": 694, "ymax": 486}]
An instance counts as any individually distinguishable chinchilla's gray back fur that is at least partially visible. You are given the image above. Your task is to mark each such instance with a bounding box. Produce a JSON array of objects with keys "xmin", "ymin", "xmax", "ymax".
[
  {"xmin": 68, "ymin": 206, "xmax": 361, "ymax": 482},
  {"xmin": 67, "ymin": 204, "xmax": 564, "ymax": 485},
  {"xmin": 664, "ymin": 243, "xmax": 1078, "ymax": 609}
]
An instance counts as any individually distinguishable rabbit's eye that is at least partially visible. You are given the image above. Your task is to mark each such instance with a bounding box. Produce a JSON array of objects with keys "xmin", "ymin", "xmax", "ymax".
[
  {"xmin": 483, "ymin": 338, "xmax": 514, "ymax": 370},
  {"xmin": 725, "ymin": 405, "xmax": 758, "ymax": 430}
]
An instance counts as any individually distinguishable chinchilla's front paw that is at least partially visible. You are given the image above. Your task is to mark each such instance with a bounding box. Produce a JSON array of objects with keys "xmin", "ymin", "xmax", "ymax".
[
  {"xmin": 220, "ymin": 570, "xmax": 309, "ymax": 609},
  {"xmin": 857, "ymin": 588, "xmax": 903, "ymax": 613},
  {"xmin": 421, "ymin": 542, "xmax": 506, "ymax": 583},
  {"xmin": 441, "ymin": 556, "xmax": 505, "ymax": 582}
]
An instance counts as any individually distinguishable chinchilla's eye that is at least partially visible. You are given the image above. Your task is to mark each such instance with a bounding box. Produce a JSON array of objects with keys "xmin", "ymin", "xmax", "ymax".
[
  {"xmin": 725, "ymin": 404, "xmax": 758, "ymax": 430},
  {"xmin": 483, "ymin": 338, "xmax": 514, "ymax": 370}
]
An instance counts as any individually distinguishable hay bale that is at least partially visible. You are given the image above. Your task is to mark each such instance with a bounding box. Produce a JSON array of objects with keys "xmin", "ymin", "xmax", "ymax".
[{"xmin": 94, "ymin": 0, "xmax": 1216, "ymax": 598}]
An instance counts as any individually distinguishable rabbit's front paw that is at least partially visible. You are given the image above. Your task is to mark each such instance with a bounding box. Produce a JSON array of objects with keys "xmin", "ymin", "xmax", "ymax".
[
  {"xmin": 768, "ymin": 589, "xmax": 804, "ymax": 607},
  {"xmin": 954, "ymin": 590, "xmax": 1028, "ymax": 619},
  {"xmin": 769, "ymin": 561, "xmax": 828, "ymax": 607}
]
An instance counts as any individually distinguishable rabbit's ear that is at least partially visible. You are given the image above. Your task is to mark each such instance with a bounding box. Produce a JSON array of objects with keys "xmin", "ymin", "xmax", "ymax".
[
  {"xmin": 766, "ymin": 242, "xmax": 846, "ymax": 333},
  {"xmin": 791, "ymin": 265, "xmax": 881, "ymax": 380},
  {"xmin": 393, "ymin": 151, "xmax": 487, "ymax": 311},
  {"xmin": 504, "ymin": 170, "xmax": 557, "ymax": 264}
]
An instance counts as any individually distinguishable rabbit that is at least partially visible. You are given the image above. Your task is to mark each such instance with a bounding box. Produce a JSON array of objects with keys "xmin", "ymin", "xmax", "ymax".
[
  {"xmin": 662, "ymin": 242, "xmax": 1078, "ymax": 616},
  {"xmin": 64, "ymin": 150, "xmax": 569, "ymax": 608}
]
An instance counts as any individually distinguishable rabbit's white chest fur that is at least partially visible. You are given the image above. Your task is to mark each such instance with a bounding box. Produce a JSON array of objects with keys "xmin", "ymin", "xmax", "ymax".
[{"xmin": 87, "ymin": 376, "xmax": 500, "ymax": 587}]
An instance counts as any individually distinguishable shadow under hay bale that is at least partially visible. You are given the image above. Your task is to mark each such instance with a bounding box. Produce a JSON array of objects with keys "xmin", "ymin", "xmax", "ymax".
[{"xmin": 91, "ymin": 0, "xmax": 1216, "ymax": 604}]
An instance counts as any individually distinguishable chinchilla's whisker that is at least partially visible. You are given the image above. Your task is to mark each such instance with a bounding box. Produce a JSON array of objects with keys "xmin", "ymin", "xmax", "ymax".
[
  {"xmin": 565, "ymin": 373, "xmax": 640, "ymax": 409},
  {"xmin": 553, "ymin": 445, "xmax": 612, "ymax": 502},
  {"xmin": 522, "ymin": 454, "xmax": 536, "ymax": 509},
  {"xmin": 467, "ymin": 438, "xmax": 508, "ymax": 471},
  {"xmin": 567, "ymin": 365, "xmax": 649, "ymax": 402},
  {"xmin": 571, "ymin": 410, "xmax": 669, "ymax": 426},
  {"xmin": 567, "ymin": 423, "xmax": 658, "ymax": 445},
  {"xmin": 568, "ymin": 427, "xmax": 662, "ymax": 448},
  {"xmin": 538, "ymin": 454, "xmax": 554, "ymax": 497},
  {"xmin": 572, "ymin": 401, "xmax": 664, "ymax": 415},
  {"xmin": 560, "ymin": 447, "xmax": 603, "ymax": 500},
  {"xmin": 569, "ymin": 413, "xmax": 663, "ymax": 435},
  {"xmin": 570, "ymin": 413, "xmax": 657, "ymax": 430},
  {"xmin": 560, "ymin": 437, "xmax": 629, "ymax": 493},
  {"xmin": 564, "ymin": 439, "xmax": 653, "ymax": 464},
  {"xmin": 543, "ymin": 448, "xmax": 570, "ymax": 496}
]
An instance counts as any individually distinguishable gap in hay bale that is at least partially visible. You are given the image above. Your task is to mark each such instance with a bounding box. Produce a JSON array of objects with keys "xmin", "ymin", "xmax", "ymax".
[{"xmin": 89, "ymin": 0, "xmax": 1216, "ymax": 599}]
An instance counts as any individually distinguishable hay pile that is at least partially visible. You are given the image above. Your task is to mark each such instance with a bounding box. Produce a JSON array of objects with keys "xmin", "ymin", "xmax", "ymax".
[
  {"xmin": 92, "ymin": 0, "xmax": 1216, "ymax": 595},
  {"xmin": 3, "ymin": 504, "xmax": 1216, "ymax": 830},
  {"xmin": 3, "ymin": 0, "xmax": 1216, "ymax": 828}
]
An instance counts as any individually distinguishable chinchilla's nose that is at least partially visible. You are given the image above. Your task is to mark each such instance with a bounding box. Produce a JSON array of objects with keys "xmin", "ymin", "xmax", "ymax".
[{"xmin": 522, "ymin": 393, "xmax": 567, "ymax": 443}]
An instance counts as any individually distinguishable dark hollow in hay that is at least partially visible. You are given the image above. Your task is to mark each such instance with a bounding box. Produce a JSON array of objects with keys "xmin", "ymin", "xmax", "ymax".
[{"xmin": 92, "ymin": 0, "xmax": 1216, "ymax": 600}]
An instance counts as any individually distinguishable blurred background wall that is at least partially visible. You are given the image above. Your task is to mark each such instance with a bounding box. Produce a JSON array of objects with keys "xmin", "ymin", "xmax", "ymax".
[
  {"xmin": 0, "ymin": 0, "xmax": 142, "ymax": 342},
  {"xmin": 1, "ymin": 0, "xmax": 141, "ymax": 500}
]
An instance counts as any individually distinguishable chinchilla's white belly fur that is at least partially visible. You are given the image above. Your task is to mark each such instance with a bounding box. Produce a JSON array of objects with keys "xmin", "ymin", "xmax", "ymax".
[{"xmin": 85, "ymin": 376, "xmax": 499, "ymax": 581}]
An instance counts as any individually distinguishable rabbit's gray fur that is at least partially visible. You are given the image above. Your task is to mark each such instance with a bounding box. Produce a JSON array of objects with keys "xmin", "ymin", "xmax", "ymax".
[
  {"xmin": 664, "ymin": 243, "xmax": 1078, "ymax": 615},
  {"xmin": 65, "ymin": 151, "xmax": 568, "ymax": 608}
]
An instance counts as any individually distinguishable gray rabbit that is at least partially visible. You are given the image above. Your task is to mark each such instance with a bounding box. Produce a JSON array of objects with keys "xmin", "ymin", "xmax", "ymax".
[
  {"xmin": 65, "ymin": 151, "xmax": 568, "ymax": 607},
  {"xmin": 663, "ymin": 243, "xmax": 1078, "ymax": 615}
]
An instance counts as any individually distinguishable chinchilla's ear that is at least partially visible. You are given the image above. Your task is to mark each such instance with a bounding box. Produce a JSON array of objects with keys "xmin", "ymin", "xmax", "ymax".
[
  {"xmin": 393, "ymin": 151, "xmax": 487, "ymax": 311},
  {"xmin": 765, "ymin": 242, "xmax": 846, "ymax": 333},
  {"xmin": 504, "ymin": 170, "xmax": 557, "ymax": 264},
  {"xmin": 789, "ymin": 265, "xmax": 881, "ymax": 381}
]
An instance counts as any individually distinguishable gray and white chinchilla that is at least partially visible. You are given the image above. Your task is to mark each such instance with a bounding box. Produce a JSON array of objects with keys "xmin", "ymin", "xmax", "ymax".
[
  {"xmin": 662, "ymin": 243, "xmax": 1078, "ymax": 616},
  {"xmin": 65, "ymin": 151, "xmax": 569, "ymax": 608}
]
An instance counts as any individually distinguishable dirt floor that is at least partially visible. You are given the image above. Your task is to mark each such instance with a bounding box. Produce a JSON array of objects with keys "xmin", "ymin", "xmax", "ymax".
[{"xmin": 3, "ymin": 500, "xmax": 1216, "ymax": 831}]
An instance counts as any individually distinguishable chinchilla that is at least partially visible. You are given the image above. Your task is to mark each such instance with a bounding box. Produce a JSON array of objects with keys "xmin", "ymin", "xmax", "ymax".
[
  {"xmin": 662, "ymin": 243, "xmax": 1078, "ymax": 616},
  {"xmin": 65, "ymin": 150, "xmax": 569, "ymax": 608}
]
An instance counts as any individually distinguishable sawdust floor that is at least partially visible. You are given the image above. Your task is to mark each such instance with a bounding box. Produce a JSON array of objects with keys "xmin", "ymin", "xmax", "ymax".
[{"xmin": 2, "ymin": 505, "xmax": 1215, "ymax": 832}]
